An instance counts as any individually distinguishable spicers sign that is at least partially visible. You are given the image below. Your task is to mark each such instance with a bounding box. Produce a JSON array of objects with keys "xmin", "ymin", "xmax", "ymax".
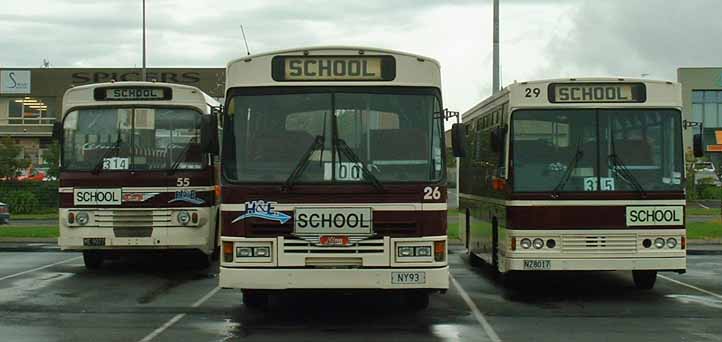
[{"xmin": 71, "ymin": 71, "xmax": 201, "ymax": 84}]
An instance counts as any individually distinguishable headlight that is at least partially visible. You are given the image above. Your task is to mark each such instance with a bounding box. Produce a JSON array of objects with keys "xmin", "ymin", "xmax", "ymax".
[
  {"xmin": 546, "ymin": 239, "xmax": 556, "ymax": 249},
  {"xmin": 398, "ymin": 246, "xmax": 414, "ymax": 257},
  {"xmin": 520, "ymin": 238, "xmax": 532, "ymax": 249},
  {"xmin": 666, "ymin": 238, "xmax": 677, "ymax": 249},
  {"xmin": 236, "ymin": 247, "xmax": 252, "ymax": 257},
  {"xmin": 533, "ymin": 238, "xmax": 544, "ymax": 249},
  {"xmin": 177, "ymin": 211, "xmax": 191, "ymax": 225},
  {"xmin": 415, "ymin": 246, "xmax": 432, "ymax": 257},
  {"xmin": 654, "ymin": 238, "xmax": 665, "ymax": 249},
  {"xmin": 254, "ymin": 247, "xmax": 270, "ymax": 257},
  {"xmin": 76, "ymin": 212, "xmax": 90, "ymax": 225}
]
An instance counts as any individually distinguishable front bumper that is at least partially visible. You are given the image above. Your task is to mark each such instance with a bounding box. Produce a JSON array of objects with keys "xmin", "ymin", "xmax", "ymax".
[
  {"xmin": 502, "ymin": 256, "xmax": 686, "ymax": 272},
  {"xmin": 219, "ymin": 266, "xmax": 449, "ymax": 290}
]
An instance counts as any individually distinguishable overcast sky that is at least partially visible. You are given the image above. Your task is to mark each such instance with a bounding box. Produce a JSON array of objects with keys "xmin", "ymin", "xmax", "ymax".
[{"xmin": 1, "ymin": 0, "xmax": 721, "ymax": 113}]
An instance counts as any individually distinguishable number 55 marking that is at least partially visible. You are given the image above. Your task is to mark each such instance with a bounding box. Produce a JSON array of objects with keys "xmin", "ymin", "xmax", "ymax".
[
  {"xmin": 176, "ymin": 178, "xmax": 190, "ymax": 187},
  {"xmin": 423, "ymin": 186, "xmax": 441, "ymax": 200}
]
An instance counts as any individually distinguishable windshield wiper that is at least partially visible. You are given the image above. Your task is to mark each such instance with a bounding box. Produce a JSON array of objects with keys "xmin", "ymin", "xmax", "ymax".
[
  {"xmin": 282, "ymin": 135, "xmax": 325, "ymax": 191},
  {"xmin": 168, "ymin": 142, "xmax": 193, "ymax": 176},
  {"xmin": 552, "ymin": 136, "xmax": 584, "ymax": 198},
  {"xmin": 608, "ymin": 132, "xmax": 646, "ymax": 197},
  {"xmin": 335, "ymin": 138, "xmax": 384, "ymax": 192},
  {"xmin": 91, "ymin": 138, "xmax": 122, "ymax": 175}
]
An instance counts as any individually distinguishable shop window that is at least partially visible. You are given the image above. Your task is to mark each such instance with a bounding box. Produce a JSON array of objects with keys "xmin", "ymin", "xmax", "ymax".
[{"xmin": 6, "ymin": 96, "xmax": 56, "ymax": 125}]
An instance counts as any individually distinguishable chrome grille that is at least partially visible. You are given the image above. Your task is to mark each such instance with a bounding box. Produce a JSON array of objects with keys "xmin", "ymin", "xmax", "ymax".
[
  {"xmin": 94, "ymin": 210, "xmax": 172, "ymax": 228},
  {"xmin": 562, "ymin": 235, "xmax": 637, "ymax": 254},
  {"xmin": 283, "ymin": 238, "xmax": 385, "ymax": 254}
]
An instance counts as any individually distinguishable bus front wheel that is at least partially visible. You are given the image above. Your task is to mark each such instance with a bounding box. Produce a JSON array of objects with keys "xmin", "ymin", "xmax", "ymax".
[
  {"xmin": 83, "ymin": 251, "xmax": 104, "ymax": 270},
  {"xmin": 633, "ymin": 270, "xmax": 657, "ymax": 290}
]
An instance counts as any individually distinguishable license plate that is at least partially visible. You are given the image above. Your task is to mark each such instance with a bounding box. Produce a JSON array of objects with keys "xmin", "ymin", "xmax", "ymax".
[
  {"xmin": 391, "ymin": 272, "xmax": 426, "ymax": 284},
  {"xmin": 319, "ymin": 235, "xmax": 350, "ymax": 246},
  {"xmin": 83, "ymin": 238, "xmax": 106, "ymax": 246},
  {"xmin": 294, "ymin": 207, "xmax": 372, "ymax": 235},
  {"xmin": 523, "ymin": 259, "xmax": 551, "ymax": 270}
]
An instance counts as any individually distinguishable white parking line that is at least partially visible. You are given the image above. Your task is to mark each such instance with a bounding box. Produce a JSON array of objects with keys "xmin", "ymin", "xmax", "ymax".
[
  {"xmin": 697, "ymin": 202, "xmax": 710, "ymax": 209},
  {"xmin": 450, "ymin": 274, "xmax": 502, "ymax": 342},
  {"xmin": 0, "ymin": 256, "xmax": 82, "ymax": 282},
  {"xmin": 138, "ymin": 286, "xmax": 220, "ymax": 342},
  {"xmin": 659, "ymin": 274, "xmax": 722, "ymax": 301}
]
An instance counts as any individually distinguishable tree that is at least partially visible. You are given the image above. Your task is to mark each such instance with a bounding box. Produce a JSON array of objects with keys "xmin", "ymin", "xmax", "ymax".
[
  {"xmin": 0, "ymin": 136, "xmax": 30, "ymax": 179},
  {"xmin": 44, "ymin": 142, "xmax": 60, "ymax": 178}
]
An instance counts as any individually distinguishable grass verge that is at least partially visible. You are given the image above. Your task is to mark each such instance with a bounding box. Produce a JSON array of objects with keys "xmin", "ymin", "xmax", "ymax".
[
  {"xmin": 687, "ymin": 207, "xmax": 719, "ymax": 216},
  {"xmin": 0, "ymin": 226, "xmax": 58, "ymax": 238},
  {"xmin": 687, "ymin": 221, "xmax": 722, "ymax": 240}
]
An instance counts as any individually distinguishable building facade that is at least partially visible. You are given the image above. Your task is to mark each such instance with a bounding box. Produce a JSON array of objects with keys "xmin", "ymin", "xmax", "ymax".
[
  {"xmin": 0, "ymin": 68, "xmax": 225, "ymax": 165},
  {"xmin": 678, "ymin": 67, "xmax": 722, "ymax": 166}
]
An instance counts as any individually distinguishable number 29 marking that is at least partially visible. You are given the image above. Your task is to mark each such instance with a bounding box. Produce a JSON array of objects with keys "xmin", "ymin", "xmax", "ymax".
[
  {"xmin": 525, "ymin": 88, "xmax": 541, "ymax": 98},
  {"xmin": 423, "ymin": 186, "xmax": 441, "ymax": 200}
]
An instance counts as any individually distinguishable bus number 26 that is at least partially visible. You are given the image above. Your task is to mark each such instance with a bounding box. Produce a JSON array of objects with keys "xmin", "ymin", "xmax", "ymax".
[{"xmin": 423, "ymin": 186, "xmax": 441, "ymax": 200}]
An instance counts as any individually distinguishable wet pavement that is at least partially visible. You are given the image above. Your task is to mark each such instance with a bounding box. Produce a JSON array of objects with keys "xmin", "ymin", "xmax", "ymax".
[{"xmin": 1, "ymin": 244, "xmax": 721, "ymax": 342}]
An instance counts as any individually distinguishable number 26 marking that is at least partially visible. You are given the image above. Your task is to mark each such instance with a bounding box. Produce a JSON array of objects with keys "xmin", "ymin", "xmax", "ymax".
[
  {"xmin": 423, "ymin": 186, "xmax": 441, "ymax": 200},
  {"xmin": 525, "ymin": 88, "xmax": 541, "ymax": 98}
]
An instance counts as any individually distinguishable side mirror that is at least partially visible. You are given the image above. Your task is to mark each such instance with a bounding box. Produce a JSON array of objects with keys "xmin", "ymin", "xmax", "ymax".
[
  {"xmin": 52, "ymin": 122, "xmax": 63, "ymax": 142},
  {"xmin": 451, "ymin": 123, "xmax": 466, "ymax": 158},
  {"xmin": 201, "ymin": 115, "xmax": 219, "ymax": 155},
  {"xmin": 693, "ymin": 133, "xmax": 704, "ymax": 158}
]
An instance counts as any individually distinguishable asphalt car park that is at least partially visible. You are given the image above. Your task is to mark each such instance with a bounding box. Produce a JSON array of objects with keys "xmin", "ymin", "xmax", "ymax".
[{"xmin": 0, "ymin": 242, "xmax": 721, "ymax": 342}]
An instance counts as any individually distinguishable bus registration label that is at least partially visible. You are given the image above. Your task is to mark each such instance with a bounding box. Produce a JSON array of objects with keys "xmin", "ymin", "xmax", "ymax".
[
  {"xmin": 294, "ymin": 208, "xmax": 372, "ymax": 235},
  {"xmin": 523, "ymin": 259, "xmax": 551, "ymax": 270},
  {"xmin": 391, "ymin": 272, "xmax": 426, "ymax": 284}
]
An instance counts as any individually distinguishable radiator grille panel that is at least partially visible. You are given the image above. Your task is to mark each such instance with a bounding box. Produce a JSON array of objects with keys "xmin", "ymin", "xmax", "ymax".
[{"xmin": 562, "ymin": 235, "xmax": 638, "ymax": 254}]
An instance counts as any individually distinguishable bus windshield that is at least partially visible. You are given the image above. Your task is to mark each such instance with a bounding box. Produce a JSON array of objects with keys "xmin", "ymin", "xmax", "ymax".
[
  {"xmin": 62, "ymin": 107, "xmax": 204, "ymax": 171},
  {"xmin": 511, "ymin": 109, "xmax": 683, "ymax": 192},
  {"xmin": 222, "ymin": 87, "xmax": 444, "ymax": 184}
]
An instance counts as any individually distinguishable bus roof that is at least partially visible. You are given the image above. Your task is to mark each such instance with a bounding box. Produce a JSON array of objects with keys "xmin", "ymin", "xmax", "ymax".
[
  {"xmin": 225, "ymin": 46, "xmax": 441, "ymax": 90},
  {"xmin": 61, "ymin": 81, "xmax": 219, "ymax": 115},
  {"xmin": 462, "ymin": 77, "xmax": 681, "ymax": 120},
  {"xmin": 226, "ymin": 45, "xmax": 441, "ymax": 68}
]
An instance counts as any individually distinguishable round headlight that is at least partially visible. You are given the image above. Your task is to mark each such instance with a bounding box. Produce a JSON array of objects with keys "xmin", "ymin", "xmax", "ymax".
[
  {"xmin": 666, "ymin": 238, "xmax": 677, "ymax": 249},
  {"xmin": 520, "ymin": 238, "xmax": 532, "ymax": 249},
  {"xmin": 654, "ymin": 238, "xmax": 665, "ymax": 249},
  {"xmin": 177, "ymin": 211, "xmax": 191, "ymax": 225},
  {"xmin": 546, "ymin": 239, "xmax": 556, "ymax": 249},
  {"xmin": 533, "ymin": 238, "xmax": 544, "ymax": 249},
  {"xmin": 76, "ymin": 212, "xmax": 90, "ymax": 225}
]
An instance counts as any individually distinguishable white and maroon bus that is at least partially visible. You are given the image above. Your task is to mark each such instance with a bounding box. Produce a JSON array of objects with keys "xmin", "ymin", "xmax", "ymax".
[
  {"xmin": 55, "ymin": 82, "xmax": 220, "ymax": 269},
  {"xmin": 452, "ymin": 78, "xmax": 693, "ymax": 289},
  {"xmin": 219, "ymin": 46, "xmax": 449, "ymax": 309}
]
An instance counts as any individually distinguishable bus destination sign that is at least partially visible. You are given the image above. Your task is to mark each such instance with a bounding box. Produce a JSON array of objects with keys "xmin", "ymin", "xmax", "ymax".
[
  {"xmin": 272, "ymin": 55, "xmax": 396, "ymax": 82},
  {"xmin": 94, "ymin": 86, "xmax": 172, "ymax": 101},
  {"xmin": 548, "ymin": 83, "xmax": 646, "ymax": 103}
]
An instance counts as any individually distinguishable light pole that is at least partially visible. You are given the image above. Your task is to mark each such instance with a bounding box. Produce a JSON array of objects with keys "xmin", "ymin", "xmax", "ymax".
[
  {"xmin": 141, "ymin": 0, "xmax": 147, "ymax": 81},
  {"xmin": 492, "ymin": 0, "xmax": 500, "ymax": 94}
]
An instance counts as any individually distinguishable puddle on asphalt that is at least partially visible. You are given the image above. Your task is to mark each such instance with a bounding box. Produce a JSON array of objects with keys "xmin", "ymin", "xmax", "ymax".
[{"xmin": 666, "ymin": 294, "xmax": 722, "ymax": 309}]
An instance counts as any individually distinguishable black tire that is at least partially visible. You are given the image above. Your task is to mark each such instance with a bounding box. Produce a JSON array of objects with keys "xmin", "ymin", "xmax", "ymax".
[
  {"xmin": 194, "ymin": 252, "xmax": 212, "ymax": 269},
  {"xmin": 242, "ymin": 290, "xmax": 269, "ymax": 309},
  {"xmin": 491, "ymin": 221, "xmax": 499, "ymax": 272},
  {"xmin": 407, "ymin": 292, "xmax": 430, "ymax": 311},
  {"xmin": 83, "ymin": 251, "xmax": 104, "ymax": 270},
  {"xmin": 633, "ymin": 270, "xmax": 657, "ymax": 290},
  {"xmin": 501, "ymin": 271, "xmax": 521, "ymax": 289}
]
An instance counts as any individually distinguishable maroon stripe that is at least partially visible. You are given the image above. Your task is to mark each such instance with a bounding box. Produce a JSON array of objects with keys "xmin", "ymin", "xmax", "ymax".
[
  {"xmin": 506, "ymin": 206, "xmax": 684, "ymax": 230},
  {"xmin": 221, "ymin": 210, "xmax": 446, "ymax": 238},
  {"xmin": 220, "ymin": 184, "xmax": 447, "ymax": 204},
  {"xmin": 509, "ymin": 191, "xmax": 684, "ymax": 201},
  {"xmin": 60, "ymin": 168, "xmax": 215, "ymax": 188}
]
